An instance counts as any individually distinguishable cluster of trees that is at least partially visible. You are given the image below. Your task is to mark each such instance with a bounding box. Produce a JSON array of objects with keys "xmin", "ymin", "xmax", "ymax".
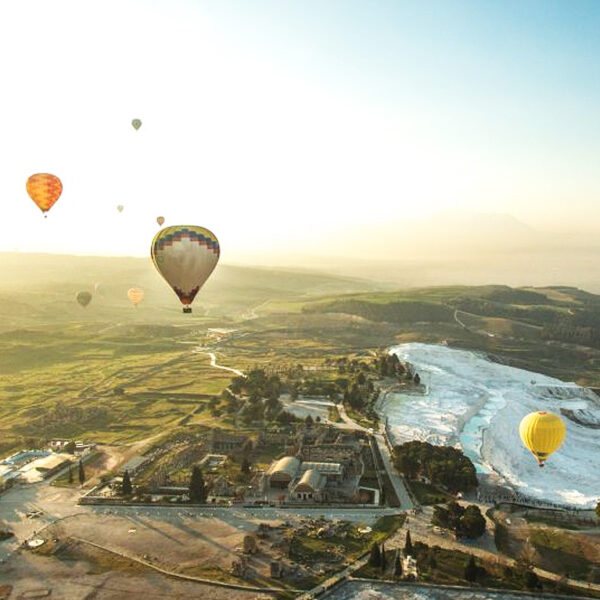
[
  {"xmin": 305, "ymin": 299, "xmax": 454, "ymax": 324},
  {"xmin": 368, "ymin": 532, "xmax": 412, "ymax": 578},
  {"xmin": 464, "ymin": 555, "xmax": 487, "ymax": 582},
  {"xmin": 375, "ymin": 353, "xmax": 406, "ymax": 378},
  {"xmin": 369, "ymin": 542, "xmax": 407, "ymax": 578},
  {"xmin": 432, "ymin": 501, "xmax": 486, "ymax": 539},
  {"xmin": 501, "ymin": 563, "xmax": 541, "ymax": 591},
  {"xmin": 343, "ymin": 375, "xmax": 376, "ymax": 411},
  {"xmin": 230, "ymin": 369, "xmax": 282, "ymax": 400},
  {"xmin": 227, "ymin": 369, "xmax": 284, "ymax": 424},
  {"xmin": 368, "ymin": 541, "xmax": 387, "ymax": 570},
  {"xmin": 67, "ymin": 459, "xmax": 86, "ymax": 485},
  {"xmin": 453, "ymin": 296, "xmax": 557, "ymax": 326},
  {"xmin": 541, "ymin": 319, "xmax": 600, "ymax": 349},
  {"xmin": 403, "ymin": 534, "xmax": 541, "ymax": 591},
  {"xmin": 393, "ymin": 441, "xmax": 478, "ymax": 493}
]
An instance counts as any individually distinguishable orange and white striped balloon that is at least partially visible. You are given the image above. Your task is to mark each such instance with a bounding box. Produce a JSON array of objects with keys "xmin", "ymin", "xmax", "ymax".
[{"xmin": 127, "ymin": 287, "xmax": 144, "ymax": 307}]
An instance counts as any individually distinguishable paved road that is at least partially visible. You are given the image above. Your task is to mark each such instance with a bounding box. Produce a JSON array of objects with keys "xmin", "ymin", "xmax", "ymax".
[
  {"xmin": 338, "ymin": 401, "xmax": 414, "ymax": 510},
  {"xmin": 337, "ymin": 403, "xmax": 368, "ymax": 432},
  {"xmin": 0, "ymin": 474, "xmax": 402, "ymax": 562},
  {"xmin": 373, "ymin": 431, "xmax": 414, "ymax": 510},
  {"xmin": 89, "ymin": 504, "xmax": 402, "ymax": 526}
]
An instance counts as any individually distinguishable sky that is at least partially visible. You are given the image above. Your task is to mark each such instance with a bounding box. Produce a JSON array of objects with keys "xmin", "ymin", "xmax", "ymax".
[{"xmin": 1, "ymin": 0, "xmax": 599, "ymax": 262}]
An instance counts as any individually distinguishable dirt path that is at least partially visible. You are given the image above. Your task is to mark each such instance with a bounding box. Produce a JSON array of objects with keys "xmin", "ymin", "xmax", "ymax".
[{"xmin": 205, "ymin": 352, "xmax": 245, "ymax": 377}]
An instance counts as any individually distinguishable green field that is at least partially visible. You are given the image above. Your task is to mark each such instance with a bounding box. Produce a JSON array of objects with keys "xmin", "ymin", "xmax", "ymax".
[{"xmin": 5, "ymin": 253, "xmax": 600, "ymax": 453}]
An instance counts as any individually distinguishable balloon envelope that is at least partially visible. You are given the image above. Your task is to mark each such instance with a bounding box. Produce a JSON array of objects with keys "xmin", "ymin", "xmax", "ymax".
[
  {"xmin": 519, "ymin": 411, "xmax": 566, "ymax": 467},
  {"xmin": 77, "ymin": 291, "xmax": 92, "ymax": 308},
  {"xmin": 132, "ymin": 119, "xmax": 142, "ymax": 130},
  {"xmin": 26, "ymin": 173, "xmax": 62, "ymax": 214},
  {"xmin": 127, "ymin": 287, "xmax": 144, "ymax": 307},
  {"xmin": 151, "ymin": 225, "xmax": 220, "ymax": 313},
  {"xmin": 156, "ymin": 216, "xmax": 165, "ymax": 226},
  {"xmin": 117, "ymin": 205, "xmax": 124, "ymax": 213}
]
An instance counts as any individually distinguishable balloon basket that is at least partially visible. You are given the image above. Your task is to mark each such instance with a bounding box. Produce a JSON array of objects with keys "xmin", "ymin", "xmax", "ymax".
[{"xmin": 183, "ymin": 307, "xmax": 192, "ymax": 314}]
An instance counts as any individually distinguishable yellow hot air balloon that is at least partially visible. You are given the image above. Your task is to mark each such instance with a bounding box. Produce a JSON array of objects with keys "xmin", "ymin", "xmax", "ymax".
[
  {"xmin": 77, "ymin": 291, "xmax": 92, "ymax": 308},
  {"xmin": 151, "ymin": 225, "xmax": 220, "ymax": 313},
  {"xmin": 519, "ymin": 411, "xmax": 566, "ymax": 467},
  {"xmin": 117, "ymin": 205, "xmax": 124, "ymax": 213},
  {"xmin": 156, "ymin": 216, "xmax": 165, "ymax": 226},
  {"xmin": 127, "ymin": 287, "xmax": 144, "ymax": 307},
  {"xmin": 26, "ymin": 173, "xmax": 63, "ymax": 217}
]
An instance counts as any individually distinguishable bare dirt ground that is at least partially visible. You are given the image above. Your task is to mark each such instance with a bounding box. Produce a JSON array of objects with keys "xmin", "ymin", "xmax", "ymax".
[
  {"xmin": 41, "ymin": 512, "xmax": 253, "ymax": 577},
  {"xmin": 0, "ymin": 543, "xmax": 272, "ymax": 599},
  {"xmin": 0, "ymin": 509, "xmax": 305, "ymax": 597}
]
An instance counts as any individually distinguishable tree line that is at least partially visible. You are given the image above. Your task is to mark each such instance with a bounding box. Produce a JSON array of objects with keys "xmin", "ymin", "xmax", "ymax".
[{"xmin": 393, "ymin": 441, "xmax": 478, "ymax": 493}]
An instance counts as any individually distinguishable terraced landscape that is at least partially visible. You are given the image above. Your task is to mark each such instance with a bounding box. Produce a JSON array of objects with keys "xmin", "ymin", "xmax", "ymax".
[{"xmin": 5, "ymin": 253, "xmax": 600, "ymax": 457}]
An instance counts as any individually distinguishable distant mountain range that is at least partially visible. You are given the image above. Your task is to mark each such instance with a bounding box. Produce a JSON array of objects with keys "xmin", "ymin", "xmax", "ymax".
[
  {"xmin": 0, "ymin": 252, "xmax": 382, "ymax": 329},
  {"xmin": 4, "ymin": 212, "xmax": 600, "ymax": 302},
  {"xmin": 227, "ymin": 212, "xmax": 600, "ymax": 292}
]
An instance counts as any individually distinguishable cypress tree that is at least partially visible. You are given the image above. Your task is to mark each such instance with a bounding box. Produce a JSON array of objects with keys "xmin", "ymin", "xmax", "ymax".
[
  {"xmin": 369, "ymin": 542, "xmax": 382, "ymax": 567},
  {"xmin": 464, "ymin": 555, "xmax": 477, "ymax": 582},
  {"xmin": 68, "ymin": 465, "xmax": 73, "ymax": 484},
  {"xmin": 189, "ymin": 466, "xmax": 207, "ymax": 503},
  {"xmin": 404, "ymin": 530, "xmax": 413, "ymax": 556},
  {"xmin": 394, "ymin": 549, "xmax": 403, "ymax": 577},
  {"xmin": 380, "ymin": 543, "xmax": 387, "ymax": 572},
  {"xmin": 78, "ymin": 460, "xmax": 85, "ymax": 485},
  {"xmin": 122, "ymin": 470, "xmax": 133, "ymax": 495}
]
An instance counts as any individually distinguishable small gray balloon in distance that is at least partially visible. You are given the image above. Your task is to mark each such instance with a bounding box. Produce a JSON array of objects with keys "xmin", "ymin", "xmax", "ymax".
[
  {"xmin": 77, "ymin": 291, "xmax": 92, "ymax": 308},
  {"xmin": 132, "ymin": 119, "xmax": 142, "ymax": 130}
]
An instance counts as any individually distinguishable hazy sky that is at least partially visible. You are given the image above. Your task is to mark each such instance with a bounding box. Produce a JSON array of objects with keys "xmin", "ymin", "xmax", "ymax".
[{"xmin": 1, "ymin": 0, "xmax": 599, "ymax": 260}]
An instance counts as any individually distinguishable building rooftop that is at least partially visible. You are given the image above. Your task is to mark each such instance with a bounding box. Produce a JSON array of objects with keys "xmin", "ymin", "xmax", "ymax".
[
  {"xmin": 120, "ymin": 455, "xmax": 147, "ymax": 473},
  {"xmin": 19, "ymin": 453, "xmax": 74, "ymax": 483},
  {"xmin": 267, "ymin": 456, "xmax": 301, "ymax": 477},
  {"xmin": 2, "ymin": 450, "xmax": 50, "ymax": 467},
  {"xmin": 0, "ymin": 464, "xmax": 19, "ymax": 481},
  {"xmin": 20, "ymin": 453, "xmax": 73, "ymax": 472},
  {"xmin": 301, "ymin": 461, "xmax": 343, "ymax": 475},
  {"xmin": 294, "ymin": 469, "xmax": 325, "ymax": 492}
]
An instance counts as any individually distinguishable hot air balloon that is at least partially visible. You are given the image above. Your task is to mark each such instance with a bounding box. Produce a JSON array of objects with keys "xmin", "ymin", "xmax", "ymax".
[
  {"xmin": 127, "ymin": 287, "xmax": 144, "ymax": 307},
  {"xmin": 132, "ymin": 119, "xmax": 142, "ymax": 130},
  {"xmin": 151, "ymin": 225, "xmax": 220, "ymax": 313},
  {"xmin": 156, "ymin": 216, "xmax": 165, "ymax": 227},
  {"xmin": 519, "ymin": 411, "xmax": 566, "ymax": 467},
  {"xmin": 77, "ymin": 291, "xmax": 92, "ymax": 308},
  {"xmin": 26, "ymin": 173, "xmax": 63, "ymax": 217},
  {"xmin": 117, "ymin": 205, "xmax": 124, "ymax": 213}
]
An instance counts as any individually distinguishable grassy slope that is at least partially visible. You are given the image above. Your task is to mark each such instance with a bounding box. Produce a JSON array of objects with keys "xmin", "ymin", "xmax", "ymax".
[
  {"xmin": 5, "ymin": 252, "xmax": 600, "ymax": 451},
  {"xmin": 296, "ymin": 284, "xmax": 600, "ymax": 384}
]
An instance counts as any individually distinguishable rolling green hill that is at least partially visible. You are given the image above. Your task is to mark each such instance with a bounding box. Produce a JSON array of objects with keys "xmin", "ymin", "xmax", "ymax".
[
  {"xmin": 0, "ymin": 252, "xmax": 383, "ymax": 328},
  {"xmin": 4, "ymin": 255, "xmax": 600, "ymax": 455}
]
